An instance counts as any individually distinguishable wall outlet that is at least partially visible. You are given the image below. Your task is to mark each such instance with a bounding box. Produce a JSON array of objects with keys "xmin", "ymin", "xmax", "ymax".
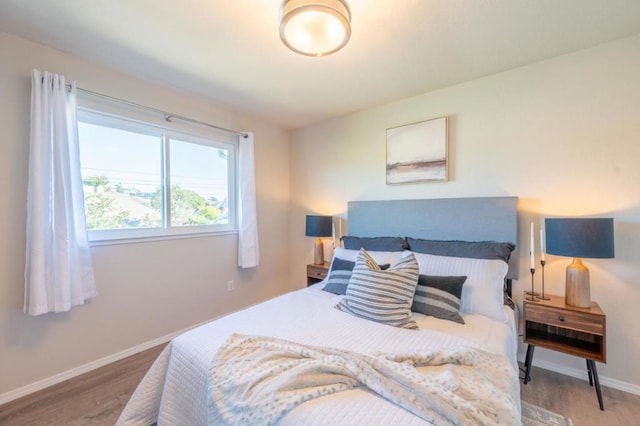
[{"xmin": 227, "ymin": 280, "xmax": 234, "ymax": 291}]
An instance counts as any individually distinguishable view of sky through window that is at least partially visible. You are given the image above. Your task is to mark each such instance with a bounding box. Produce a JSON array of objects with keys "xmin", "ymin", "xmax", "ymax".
[
  {"xmin": 170, "ymin": 138, "xmax": 228, "ymax": 203},
  {"xmin": 78, "ymin": 119, "xmax": 231, "ymax": 232},
  {"xmin": 79, "ymin": 122, "xmax": 162, "ymax": 194}
]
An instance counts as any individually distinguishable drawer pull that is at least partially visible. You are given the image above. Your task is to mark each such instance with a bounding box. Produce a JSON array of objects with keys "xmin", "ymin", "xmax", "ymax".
[{"xmin": 559, "ymin": 316, "xmax": 565, "ymax": 322}]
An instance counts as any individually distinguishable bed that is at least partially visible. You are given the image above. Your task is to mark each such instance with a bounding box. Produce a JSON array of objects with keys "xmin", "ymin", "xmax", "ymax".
[{"xmin": 118, "ymin": 197, "xmax": 521, "ymax": 426}]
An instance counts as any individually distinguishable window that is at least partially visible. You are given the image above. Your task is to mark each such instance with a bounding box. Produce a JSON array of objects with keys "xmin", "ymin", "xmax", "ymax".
[{"xmin": 77, "ymin": 109, "xmax": 237, "ymax": 242}]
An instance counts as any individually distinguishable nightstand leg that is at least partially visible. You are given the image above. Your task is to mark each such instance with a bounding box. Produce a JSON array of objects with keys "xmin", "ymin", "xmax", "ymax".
[
  {"xmin": 586, "ymin": 359, "xmax": 593, "ymax": 386},
  {"xmin": 523, "ymin": 345, "xmax": 535, "ymax": 384},
  {"xmin": 587, "ymin": 360, "xmax": 605, "ymax": 411}
]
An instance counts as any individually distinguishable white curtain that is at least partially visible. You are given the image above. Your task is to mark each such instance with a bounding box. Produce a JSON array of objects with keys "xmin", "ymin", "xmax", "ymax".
[
  {"xmin": 237, "ymin": 132, "xmax": 260, "ymax": 268},
  {"xmin": 24, "ymin": 69, "xmax": 97, "ymax": 316}
]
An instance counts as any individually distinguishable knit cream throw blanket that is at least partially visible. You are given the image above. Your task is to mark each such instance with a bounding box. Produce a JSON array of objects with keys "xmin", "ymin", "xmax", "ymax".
[{"xmin": 209, "ymin": 334, "xmax": 519, "ymax": 426}]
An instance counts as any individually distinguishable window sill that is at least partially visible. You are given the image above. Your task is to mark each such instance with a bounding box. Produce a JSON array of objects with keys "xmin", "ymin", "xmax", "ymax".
[{"xmin": 88, "ymin": 229, "xmax": 238, "ymax": 247}]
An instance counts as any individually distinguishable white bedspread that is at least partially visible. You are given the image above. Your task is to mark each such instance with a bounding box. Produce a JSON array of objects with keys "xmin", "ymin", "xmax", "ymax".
[{"xmin": 118, "ymin": 284, "xmax": 520, "ymax": 426}]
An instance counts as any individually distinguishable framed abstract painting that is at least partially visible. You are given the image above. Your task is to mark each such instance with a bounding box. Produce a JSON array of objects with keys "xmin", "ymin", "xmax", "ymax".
[{"xmin": 386, "ymin": 116, "xmax": 448, "ymax": 184}]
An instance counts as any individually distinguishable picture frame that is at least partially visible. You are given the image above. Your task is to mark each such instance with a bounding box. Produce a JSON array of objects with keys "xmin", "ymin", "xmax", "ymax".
[{"xmin": 386, "ymin": 116, "xmax": 448, "ymax": 184}]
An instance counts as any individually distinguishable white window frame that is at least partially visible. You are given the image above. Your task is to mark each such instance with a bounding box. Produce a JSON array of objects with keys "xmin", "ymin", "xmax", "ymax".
[{"xmin": 77, "ymin": 108, "xmax": 238, "ymax": 244}]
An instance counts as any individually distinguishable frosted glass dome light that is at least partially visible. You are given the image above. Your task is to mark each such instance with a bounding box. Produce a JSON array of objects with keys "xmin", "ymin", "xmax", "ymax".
[{"xmin": 279, "ymin": 0, "xmax": 351, "ymax": 57}]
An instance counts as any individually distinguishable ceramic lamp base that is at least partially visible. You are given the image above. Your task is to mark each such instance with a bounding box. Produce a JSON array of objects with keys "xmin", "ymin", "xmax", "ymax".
[
  {"xmin": 314, "ymin": 237, "xmax": 325, "ymax": 265},
  {"xmin": 565, "ymin": 258, "xmax": 591, "ymax": 308}
]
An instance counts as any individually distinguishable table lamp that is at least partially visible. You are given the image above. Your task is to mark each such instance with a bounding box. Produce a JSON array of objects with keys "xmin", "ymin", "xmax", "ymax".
[
  {"xmin": 306, "ymin": 215, "xmax": 333, "ymax": 265},
  {"xmin": 545, "ymin": 218, "xmax": 614, "ymax": 308}
]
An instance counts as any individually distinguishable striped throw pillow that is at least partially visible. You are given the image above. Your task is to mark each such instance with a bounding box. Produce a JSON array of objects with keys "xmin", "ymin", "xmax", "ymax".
[
  {"xmin": 412, "ymin": 275, "xmax": 467, "ymax": 324},
  {"xmin": 335, "ymin": 249, "xmax": 419, "ymax": 329},
  {"xmin": 322, "ymin": 258, "xmax": 391, "ymax": 295}
]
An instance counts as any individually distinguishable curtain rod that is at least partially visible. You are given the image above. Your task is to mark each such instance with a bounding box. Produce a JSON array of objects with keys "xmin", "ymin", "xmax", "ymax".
[{"xmin": 69, "ymin": 85, "xmax": 248, "ymax": 138}]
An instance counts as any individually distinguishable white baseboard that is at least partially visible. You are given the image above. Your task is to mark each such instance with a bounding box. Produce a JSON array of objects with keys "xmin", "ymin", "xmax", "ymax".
[
  {"xmin": 0, "ymin": 318, "xmax": 215, "ymax": 406},
  {"xmin": 518, "ymin": 354, "xmax": 640, "ymax": 396}
]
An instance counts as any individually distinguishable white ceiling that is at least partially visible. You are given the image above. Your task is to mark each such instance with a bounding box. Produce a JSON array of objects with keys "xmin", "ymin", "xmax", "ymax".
[{"xmin": 1, "ymin": 0, "xmax": 640, "ymax": 129}]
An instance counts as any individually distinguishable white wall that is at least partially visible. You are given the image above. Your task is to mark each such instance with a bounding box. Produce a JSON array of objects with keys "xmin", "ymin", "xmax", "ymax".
[
  {"xmin": 290, "ymin": 35, "xmax": 640, "ymax": 392},
  {"xmin": 0, "ymin": 32, "xmax": 291, "ymax": 398}
]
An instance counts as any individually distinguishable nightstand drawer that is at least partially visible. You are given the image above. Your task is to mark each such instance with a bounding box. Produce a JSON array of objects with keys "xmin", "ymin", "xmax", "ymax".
[
  {"xmin": 306, "ymin": 263, "xmax": 330, "ymax": 286},
  {"xmin": 307, "ymin": 265, "xmax": 328, "ymax": 280},
  {"xmin": 526, "ymin": 305, "xmax": 604, "ymax": 335}
]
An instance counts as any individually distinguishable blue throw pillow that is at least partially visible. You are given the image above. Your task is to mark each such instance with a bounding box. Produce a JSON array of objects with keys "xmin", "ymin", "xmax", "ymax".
[
  {"xmin": 406, "ymin": 238, "xmax": 515, "ymax": 263},
  {"xmin": 412, "ymin": 275, "xmax": 467, "ymax": 324},
  {"xmin": 341, "ymin": 236, "xmax": 408, "ymax": 252}
]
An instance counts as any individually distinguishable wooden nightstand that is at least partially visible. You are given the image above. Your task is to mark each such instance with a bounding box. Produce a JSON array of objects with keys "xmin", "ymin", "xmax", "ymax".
[
  {"xmin": 523, "ymin": 292, "xmax": 606, "ymax": 410},
  {"xmin": 306, "ymin": 262, "xmax": 330, "ymax": 286}
]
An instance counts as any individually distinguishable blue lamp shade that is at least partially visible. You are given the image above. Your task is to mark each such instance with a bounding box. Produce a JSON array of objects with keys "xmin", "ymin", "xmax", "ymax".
[
  {"xmin": 545, "ymin": 218, "xmax": 614, "ymax": 259},
  {"xmin": 305, "ymin": 215, "xmax": 333, "ymax": 237},
  {"xmin": 545, "ymin": 217, "xmax": 614, "ymax": 308}
]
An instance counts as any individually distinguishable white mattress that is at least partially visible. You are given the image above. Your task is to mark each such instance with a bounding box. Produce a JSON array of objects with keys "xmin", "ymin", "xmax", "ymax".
[{"xmin": 118, "ymin": 283, "xmax": 520, "ymax": 425}]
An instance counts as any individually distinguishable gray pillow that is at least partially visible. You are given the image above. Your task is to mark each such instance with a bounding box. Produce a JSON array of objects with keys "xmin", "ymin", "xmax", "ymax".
[
  {"xmin": 322, "ymin": 257, "xmax": 390, "ymax": 295},
  {"xmin": 342, "ymin": 236, "xmax": 408, "ymax": 252},
  {"xmin": 406, "ymin": 238, "xmax": 515, "ymax": 263},
  {"xmin": 412, "ymin": 275, "xmax": 467, "ymax": 324}
]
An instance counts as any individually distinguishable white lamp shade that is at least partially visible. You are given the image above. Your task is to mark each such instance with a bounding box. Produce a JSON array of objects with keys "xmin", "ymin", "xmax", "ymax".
[{"xmin": 279, "ymin": 0, "xmax": 351, "ymax": 56}]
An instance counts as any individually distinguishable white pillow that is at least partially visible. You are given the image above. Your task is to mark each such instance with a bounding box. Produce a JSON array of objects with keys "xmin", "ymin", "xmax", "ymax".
[
  {"xmin": 332, "ymin": 247, "xmax": 403, "ymax": 266},
  {"xmin": 408, "ymin": 251, "xmax": 508, "ymax": 322}
]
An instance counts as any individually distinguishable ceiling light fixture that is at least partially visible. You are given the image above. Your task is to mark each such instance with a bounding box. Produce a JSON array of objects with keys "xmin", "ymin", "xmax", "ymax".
[{"xmin": 279, "ymin": 0, "xmax": 351, "ymax": 57}]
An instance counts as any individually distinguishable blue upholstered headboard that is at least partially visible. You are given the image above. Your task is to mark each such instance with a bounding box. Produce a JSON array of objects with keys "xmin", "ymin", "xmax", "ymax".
[{"xmin": 347, "ymin": 197, "xmax": 519, "ymax": 281}]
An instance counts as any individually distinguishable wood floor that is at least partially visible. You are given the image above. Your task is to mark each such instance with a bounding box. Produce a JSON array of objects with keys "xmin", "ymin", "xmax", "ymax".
[
  {"xmin": 0, "ymin": 344, "xmax": 166, "ymax": 425},
  {"xmin": 1, "ymin": 346, "xmax": 639, "ymax": 425},
  {"xmin": 520, "ymin": 365, "xmax": 640, "ymax": 425}
]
